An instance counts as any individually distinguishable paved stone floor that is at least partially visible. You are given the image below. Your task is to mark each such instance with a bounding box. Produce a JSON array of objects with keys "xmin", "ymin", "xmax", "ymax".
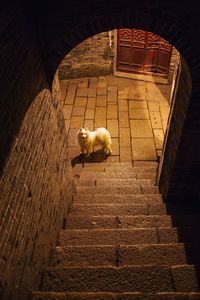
[{"xmin": 60, "ymin": 75, "xmax": 171, "ymax": 163}]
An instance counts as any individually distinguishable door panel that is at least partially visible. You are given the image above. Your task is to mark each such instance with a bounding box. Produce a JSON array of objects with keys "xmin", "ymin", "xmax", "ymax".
[{"xmin": 117, "ymin": 29, "xmax": 172, "ymax": 76}]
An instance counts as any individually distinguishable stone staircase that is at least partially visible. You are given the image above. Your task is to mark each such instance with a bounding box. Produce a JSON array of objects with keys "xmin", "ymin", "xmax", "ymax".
[{"xmin": 32, "ymin": 161, "xmax": 200, "ymax": 299}]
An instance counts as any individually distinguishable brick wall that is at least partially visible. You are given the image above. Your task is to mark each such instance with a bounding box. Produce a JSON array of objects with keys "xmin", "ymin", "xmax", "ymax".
[
  {"xmin": 0, "ymin": 5, "xmax": 73, "ymax": 300},
  {"xmin": 59, "ymin": 31, "xmax": 113, "ymax": 79}
]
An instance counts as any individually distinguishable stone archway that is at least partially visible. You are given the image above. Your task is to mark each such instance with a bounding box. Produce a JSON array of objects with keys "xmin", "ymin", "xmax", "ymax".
[{"xmin": 43, "ymin": 7, "xmax": 195, "ymax": 201}]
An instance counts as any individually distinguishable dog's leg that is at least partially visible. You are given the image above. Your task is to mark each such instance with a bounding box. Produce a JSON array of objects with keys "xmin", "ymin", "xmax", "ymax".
[{"xmin": 107, "ymin": 146, "xmax": 112, "ymax": 155}]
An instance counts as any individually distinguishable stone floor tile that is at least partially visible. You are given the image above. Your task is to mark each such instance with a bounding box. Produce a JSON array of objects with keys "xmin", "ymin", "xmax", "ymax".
[
  {"xmin": 107, "ymin": 92, "xmax": 117, "ymax": 102},
  {"xmin": 146, "ymin": 84, "xmax": 168, "ymax": 102},
  {"xmin": 96, "ymin": 95, "xmax": 107, "ymax": 106},
  {"xmin": 119, "ymin": 111, "xmax": 129, "ymax": 127},
  {"xmin": 78, "ymin": 78, "xmax": 88, "ymax": 88},
  {"xmin": 68, "ymin": 146, "xmax": 80, "ymax": 159},
  {"xmin": 106, "ymin": 155, "xmax": 120, "ymax": 162},
  {"xmin": 63, "ymin": 105, "xmax": 73, "ymax": 119},
  {"xmin": 95, "ymin": 119, "xmax": 107, "ymax": 128},
  {"xmin": 160, "ymin": 106, "xmax": 170, "ymax": 120},
  {"xmin": 153, "ymin": 129, "xmax": 164, "ymax": 149},
  {"xmin": 95, "ymin": 106, "xmax": 107, "ymax": 128},
  {"xmin": 74, "ymin": 97, "xmax": 87, "ymax": 107},
  {"xmin": 117, "ymin": 77, "xmax": 133, "ymax": 88},
  {"xmin": 108, "ymin": 85, "xmax": 117, "ymax": 92},
  {"xmin": 65, "ymin": 84, "xmax": 76, "ymax": 104},
  {"xmin": 118, "ymin": 93, "xmax": 128, "ymax": 100},
  {"xmin": 87, "ymin": 97, "xmax": 96, "ymax": 108},
  {"xmin": 129, "ymin": 108, "xmax": 149, "ymax": 119},
  {"xmin": 95, "ymin": 107, "xmax": 106, "ymax": 119},
  {"xmin": 130, "ymin": 120, "xmax": 153, "ymax": 138},
  {"xmin": 72, "ymin": 106, "xmax": 85, "ymax": 116},
  {"xmin": 84, "ymin": 119, "xmax": 94, "ymax": 130},
  {"xmin": 120, "ymin": 146, "xmax": 132, "ymax": 162},
  {"xmin": 85, "ymin": 108, "xmax": 95, "ymax": 119},
  {"xmin": 64, "ymin": 120, "xmax": 70, "ymax": 133},
  {"xmin": 97, "ymin": 87, "xmax": 107, "ymax": 95},
  {"xmin": 148, "ymin": 101, "xmax": 160, "ymax": 111},
  {"xmin": 106, "ymin": 75, "xmax": 118, "ymax": 85},
  {"xmin": 70, "ymin": 116, "xmax": 84, "ymax": 129},
  {"xmin": 129, "ymin": 100, "xmax": 147, "ymax": 109},
  {"xmin": 149, "ymin": 111, "xmax": 163, "ymax": 128},
  {"xmin": 132, "ymin": 138, "xmax": 157, "ymax": 160},
  {"xmin": 162, "ymin": 120, "xmax": 168, "ymax": 131},
  {"xmin": 107, "ymin": 119, "xmax": 119, "ymax": 137},
  {"xmin": 118, "ymin": 87, "xmax": 129, "ymax": 94},
  {"xmin": 107, "ymin": 105, "xmax": 118, "ymax": 119},
  {"xmin": 68, "ymin": 129, "xmax": 79, "ymax": 147},
  {"xmin": 119, "ymin": 128, "xmax": 131, "ymax": 146},
  {"xmin": 129, "ymin": 86, "xmax": 146, "ymax": 100},
  {"xmin": 76, "ymin": 87, "xmax": 88, "ymax": 97},
  {"xmin": 98, "ymin": 78, "xmax": 107, "ymax": 88},
  {"xmin": 111, "ymin": 138, "xmax": 119, "ymax": 155},
  {"xmin": 118, "ymin": 100, "xmax": 128, "ymax": 112},
  {"xmin": 88, "ymin": 86, "xmax": 97, "ymax": 97},
  {"xmin": 60, "ymin": 83, "xmax": 67, "ymax": 101},
  {"xmin": 159, "ymin": 98, "xmax": 170, "ymax": 106},
  {"xmin": 89, "ymin": 77, "xmax": 98, "ymax": 83}
]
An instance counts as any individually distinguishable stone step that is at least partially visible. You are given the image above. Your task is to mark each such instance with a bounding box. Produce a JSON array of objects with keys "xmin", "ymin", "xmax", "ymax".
[
  {"xmin": 80, "ymin": 166, "xmax": 157, "ymax": 174},
  {"xmin": 70, "ymin": 203, "xmax": 200, "ymax": 216},
  {"xmin": 73, "ymin": 193, "xmax": 162, "ymax": 205},
  {"xmin": 32, "ymin": 291, "xmax": 200, "ymax": 300},
  {"xmin": 66, "ymin": 215, "xmax": 200, "ymax": 229},
  {"xmin": 75, "ymin": 186, "xmax": 159, "ymax": 194},
  {"xmin": 78, "ymin": 179, "xmax": 155, "ymax": 187},
  {"xmin": 59, "ymin": 227, "xmax": 200, "ymax": 246},
  {"xmin": 82, "ymin": 161, "xmax": 158, "ymax": 168},
  {"xmin": 59, "ymin": 228, "xmax": 158, "ymax": 246},
  {"xmin": 79, "ymin": 171, "xmax": 157, "ymax": 180},
  {"xmin": 51, "ymin": 243, "xmax": 200, "ymax": 267},
  {"xmin": 70, "ymin": 203, "xmax": 150, "ymax": 216},
  {"xmin": 40, "ymin": 265, "xmax": 200, "ymax": 293}
]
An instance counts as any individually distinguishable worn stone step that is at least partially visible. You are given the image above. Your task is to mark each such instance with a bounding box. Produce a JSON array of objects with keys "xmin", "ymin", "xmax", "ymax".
[
  {"xmin": 133, "ymin": 161, "xmax": 158, "ymax": 167},
  {"xmin": 82, "ymin": 161, "xmax": 158, "ymax": 168},
  {"xmin": 73, "ymin": 193, "xmax": 162, "ymax": 205},
  {"xmin": 79, "ymin": 171, "xmax": 156, "ymax": 180},
  {"xmin": 66, "ymin": 215, "xmax": 200, "ymax": 229},
  {"xmin": 83, "ymin": 162, "xmax": 134, "ymax": 168},
  {"xmin": 75, "ymin": 186, "xmax": 159, "ymax": 194},
  {"xmin": 59, "ymin": 228, "xmax": 158, "ymax": 246},
  {"xmin": 60, "ymin": 228, "xmax": 200, "ymax": 246},
  {"xmin": 78, "ymin": 179, "xmax": 155, "ymax": 187},
  {"xmin": 51, "ymin": 244, "xmax": 200, "ymax": 267},
  {"xmin": 80, "ymin": 166, "xmax": 157, "ymax": 174},
  {"xmin": 70, "ymin": 203, "xmax": 200, "ymax": 216},
  {"xmin": 70, "ymin": 203, "xmax": 150, "ymax": 216},
  {"xmin": 157, "ymin": 227, "xmax": 200, "ymax": 244},
  {"xmin": 32, "ymin": 291, "xmax": 200, "ymax": 300},
  {"xmin": 41, "ymin": 266, "xmax": 175, "ymax": 293}
]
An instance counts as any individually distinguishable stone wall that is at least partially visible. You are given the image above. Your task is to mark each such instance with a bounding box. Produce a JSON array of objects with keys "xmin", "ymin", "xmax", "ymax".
[
  {"xmin": 58, "ymin": 31, "xmax": 113, "ymax": 79},
  {"xmin": 159, "ymin": 56, "xmax": 192, "ymax": 200},
  {"xmin": 0, "ymin": 5, "xmax": 73, "ymax": 300}
]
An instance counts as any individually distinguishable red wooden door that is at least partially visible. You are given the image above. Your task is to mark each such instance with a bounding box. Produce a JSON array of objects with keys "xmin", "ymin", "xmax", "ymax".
[{"xmin": 117, "ymin": 29, "xmax": 172, "ymax": 76}]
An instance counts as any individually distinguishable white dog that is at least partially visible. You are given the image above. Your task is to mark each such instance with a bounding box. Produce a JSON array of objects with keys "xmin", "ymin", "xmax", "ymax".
[{"xmin": 77, "ymin": 127, "xmax": 112, "ymax": 157}]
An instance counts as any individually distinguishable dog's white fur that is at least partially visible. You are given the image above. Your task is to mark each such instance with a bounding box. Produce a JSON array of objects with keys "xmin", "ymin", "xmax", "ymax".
[{"xmin": 77, "ymin": 127, "xmax": 112, "ymax": 157}]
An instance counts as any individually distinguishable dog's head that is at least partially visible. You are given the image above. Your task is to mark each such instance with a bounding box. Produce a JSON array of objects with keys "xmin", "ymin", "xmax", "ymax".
[{"xmin": 77, "ymin": 127, "xmax": 89, "ymax": 141}]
